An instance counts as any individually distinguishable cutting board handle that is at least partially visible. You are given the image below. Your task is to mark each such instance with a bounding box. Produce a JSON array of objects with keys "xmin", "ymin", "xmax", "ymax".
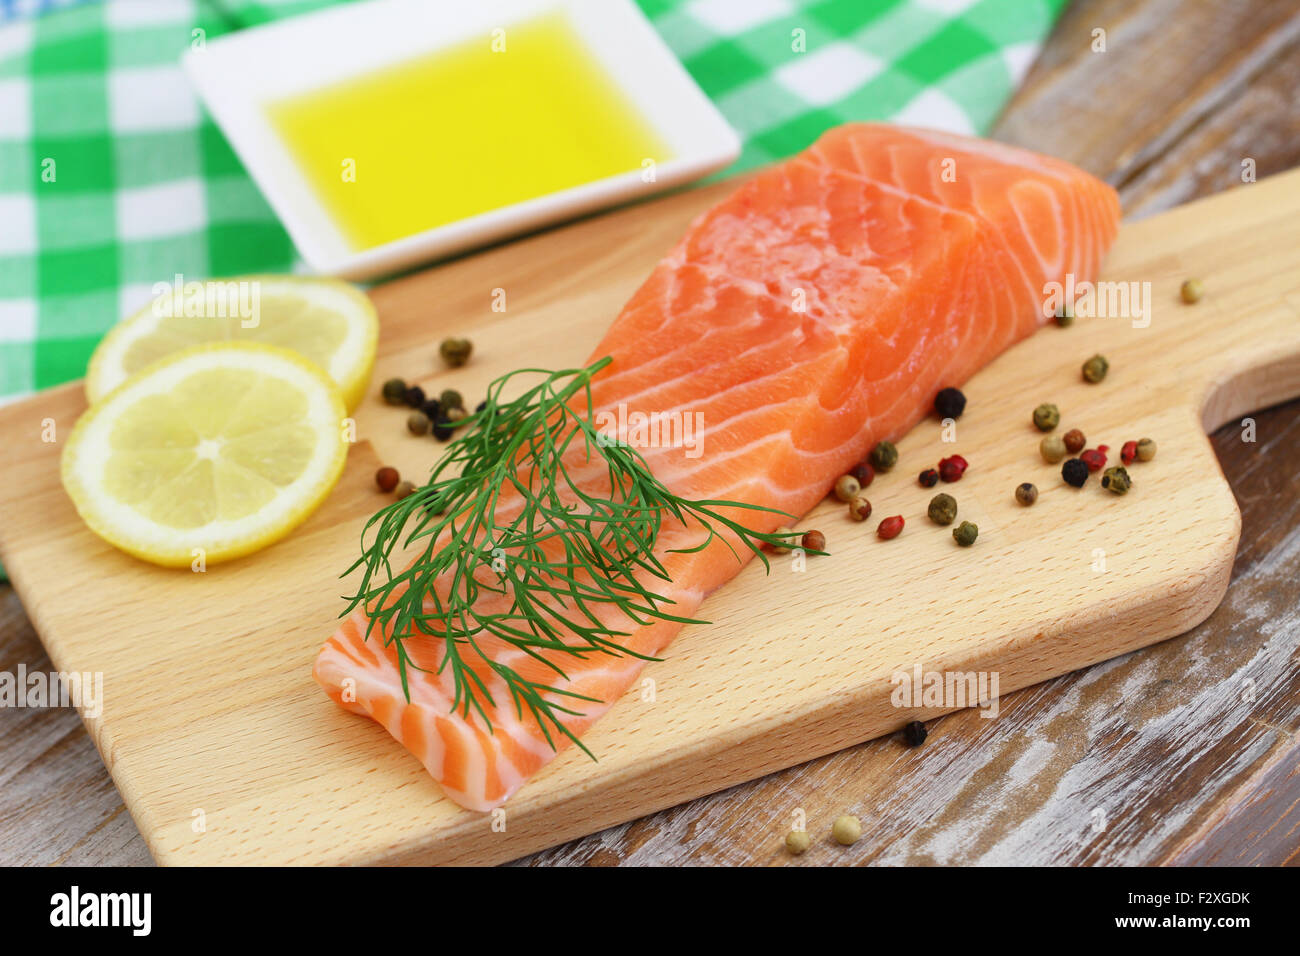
[{"xmin": 1104, "ymin": 169, "xmax": 1300, "ymax": 434}]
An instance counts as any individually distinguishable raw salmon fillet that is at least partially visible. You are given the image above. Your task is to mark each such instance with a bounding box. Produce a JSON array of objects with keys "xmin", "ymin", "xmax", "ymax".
[{"xmin": 315, "ymin": 124, "xmax": 1121, "ymax": 810}]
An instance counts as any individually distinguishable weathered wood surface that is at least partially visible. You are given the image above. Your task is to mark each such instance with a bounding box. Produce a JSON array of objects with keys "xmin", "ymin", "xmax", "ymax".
[{"xmin": 1, "ymin": 0, "xmax": 1298, "ymax": 865}]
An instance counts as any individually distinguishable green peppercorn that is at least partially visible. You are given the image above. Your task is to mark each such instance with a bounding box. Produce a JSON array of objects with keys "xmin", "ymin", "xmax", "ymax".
[
  {"xmin": 785, "ymin": 830, "xmax": 811, "ymax": 855},
  {"xmin": 1082, "ymin": 354, "xmax": 1109, "ymax": 383},
  {"xmin": 1016, "ymin": 482, "xmax": 1038, "ymax": 506},
  {"xmin": 1180, "ymin": 278, "xmax": 1203, "ymax": 304},
  {"xmin": 406, "ymin": 411, "xmax": 430, "ymax": 435},
  {"xmin": 1101, "ymin": 465, "xmax": 1132, "ymax": 495},
  {"xmin": 439, "ymin": 337, "xmax": 473, "ymax": 368},
  {"xmin": 953, "ymin": 521, "xmax": 978, "ymax": 546},
  {"xmin": 381, "ymin": 377, "xmax": 408, "ymax": 405},
  {"xmin": 833, "ymin": 474, "xmax": 860, "ymax": 502},
  {"xmin": 1054, "ymin": 302, "xmax": 1074, "ymax": 327},
  {"xmin": 832, "ymin": 814, "xmax": 861, "ymax": 846},
  {"xmin": 1033, "ymin": 403, "xmax": 1060, "ymax": 431},
  {"xmin": 869, "ymin": 440, "xmax": 898, "ymax": 471},
  {"xmin": 1136, "ymin": 437, "xmax": 1157, "ymax": 461},
  {"xmin": 439, "ymin": 388, "xmax": 464, "ymax": 411},
  {"xmin": 1040, "ymin": 434, "xmax": 1067, "ymax": 464},
  {"xmin": 927, "ymin": 492, "xmax": 957, "ymax": 526}
]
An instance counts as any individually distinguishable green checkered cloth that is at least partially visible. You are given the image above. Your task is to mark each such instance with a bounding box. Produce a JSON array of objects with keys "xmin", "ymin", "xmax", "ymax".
[{"xmin": 0, "ymin": 0, "xmax": 1066, "ymax": 403}]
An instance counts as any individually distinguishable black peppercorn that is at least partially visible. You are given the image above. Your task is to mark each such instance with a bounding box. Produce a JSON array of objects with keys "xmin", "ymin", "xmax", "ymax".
[
  {"xmin": 1062, "ymin": 457, "xmax": 1089, "ymax": 487},
  {"xmin": 903, "ymin": 720, "xmax": 928, "ymax": 747},
  {"xmin": 918, "ymin": 468, "xmax": 939, "ymax": 487},
  {"xmin": 933, "ymin": 387, "xmax": 966, "ymax": 419},
  {"xmin": 403, "ymin": 384, "xmax": 425, "ymax": 408}
]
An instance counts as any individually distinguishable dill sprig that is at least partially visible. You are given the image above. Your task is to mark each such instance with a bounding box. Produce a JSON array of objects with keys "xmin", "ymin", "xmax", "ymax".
[{"xmin": 340, "ymin": 356, "xmax": 803, "ymax": 756}]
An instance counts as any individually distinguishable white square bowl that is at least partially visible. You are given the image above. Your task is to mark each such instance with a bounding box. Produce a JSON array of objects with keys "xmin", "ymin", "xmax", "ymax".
[{"xmin": 183, "ymin": 0, "xmax": 741, "ymax": 279}]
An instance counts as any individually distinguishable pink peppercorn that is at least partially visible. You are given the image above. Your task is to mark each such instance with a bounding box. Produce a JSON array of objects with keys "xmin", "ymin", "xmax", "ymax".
[
  {"xmin": 1080, "ymin": 448, "xmax": 1107, "ymax": 472},
  {"xmin": 877, "ymin": 515, "xmax": 905, "ymax": 540},
  {"xmin": 938, "ymin": 454, "xmax": 968, "ymax": 482},
  {"xmin": 849, "ymin": 461, "xmax": 875, "ymax": 488},
  {"xmin": 1121, "ymin": 440, "xmax": 1138, "ymax": 465}
]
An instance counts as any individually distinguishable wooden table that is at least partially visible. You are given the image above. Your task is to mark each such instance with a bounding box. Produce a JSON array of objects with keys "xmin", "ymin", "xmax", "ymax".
[{"xmin": 3, "ymin": 0, "xmax": 1298, "ymax": 866}]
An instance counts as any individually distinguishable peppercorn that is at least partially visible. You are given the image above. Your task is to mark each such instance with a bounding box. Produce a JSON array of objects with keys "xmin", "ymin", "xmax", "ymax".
[
  {"xmin": 832, "ymin": 814, "xmax": 861, "ymax": 846},
  {"xmin": 474, "ymin": 400, "xmax": 487, "ymax": 415},
  {"xmin": 953, "ymin": 521, "xmax": 978, "ymax": 547},
  {"xmin": 938, "ymin": 454, "xmax": 968, "ymax": 482},
  {"xmin": 769, "ymin": 526, "xmax": 797, "ymax": 553},
  {"xmin": 432, "ymin": 417, "xmax": 455, "ymax": 441},
  {"xmin": 833, "ymin": 474, "xmax": 860, "ymax": 502},
  {"xmin": 849, "ymin": 461, "xmax": 875, "ymax": 487},
  {"xmin": 1082, "ymin": 354, "xmax": 1109, "ymax": 383},
  {"xmin": 785, "ymin": 830, "xmax": 811, "ymax": 855},
  {"xmin": 927, "ymin": 493, "xmax": 957, "ymax": 525},
  {"xmin": 848, "ymin": 495, "xmax": 872, "ymax": 522},
  {"xmin": 403, "ymin": 384, "xmax": 426, "ymax": 408},
  {"xmin": 1016, "ymin": 482, "xmax": 1038, "ymax": 506},
  {"xmin": 903, "ymin": 720, "xmax": 928, "ymax": 746},
  {"xmin": 869, "ymin": 440, "xmax": 898, "ymax": 471},
  {"xmin": 801, "ymin": 529, "xmax": 826, "ymax": 552},
  {"xmin": 1032, "ymin": 403, "xmax": 1060, "ymax": 432},
  {"xmin": 1180, "ymin": 278, "xmax": 1203, "ymax": 304},
  {"xmin": 1097, "ymin": 444, "xmax": 1110, "ymax": 454},
  {"xmin": 375, "ymin": 466, "xmax": 399, "ymax": 493},
  {"xmin": 406, "ymin": 411, "xmax": 430, "ymax": 435},
  {"xmin": 1080, "ymin": 448, "xmax": 1106, "ymax": 472},
  {"xmin": 1063, "ymin": 428, "xmax": 1086, "ymax": 454},
  {"xmin": 1040, "ymin": 434, "xmax": 1067, "ymax": 464},
  {"xmin": 934, "ymin": 386, "xmax": 966, "ymax": 419},
  {"xmin": 877, "ymin": 515, "xmax": 904, "ymax": 540},
  {"xmin": 1054, "ymin": 302, "xmax": 1074, "ymax": 327},
  {"xmin": 439, "ymin": 388, "xmax": 464, "ymax": 411},
  {"xmin": 1062, "ymin": 458, "xmax": 1089, "ymax": 487},
  {"xmin": 1136, "ymin": 437, "xmax": 1157, "ymax": 462},
  {"xmin": 1121, "ymin": 440, "xmax": 1138, "ymax": 465},
  {"xmin": 1101, "ymin": 465, "xmax": 1132, "ymax": 495},
  {"xmin": 420, "ymin": 398, "xmax": 442, "ymax": 421},
  {"xmin": 446, "ymin": 406, "xmax": 467, "ymax": 426},
  {"xmin": 394, "ymin": 480, "xmax": 416, "ymax": 499},
  {"xmin": 439, "ymin": 337, "xmax": 473, "ymax": 368},
  {"xmin": 381, "ymin": 377, "xmax": 408, "ymax": 405},
  {"xmin": 918, "ymin": 468, "xmax": 939, "ymax": 488}
]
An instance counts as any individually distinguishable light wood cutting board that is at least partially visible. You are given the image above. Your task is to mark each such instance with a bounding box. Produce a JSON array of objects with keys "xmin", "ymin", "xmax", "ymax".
[{"xmin": 2, "ymin": 168, "xmax": 1299, "ymax": 866}]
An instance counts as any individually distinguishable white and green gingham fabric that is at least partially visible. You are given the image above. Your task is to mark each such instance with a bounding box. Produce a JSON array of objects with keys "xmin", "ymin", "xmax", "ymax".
[{"xmin": 0, "ymin": 0, "xmax": 1067, "ymax": 402}]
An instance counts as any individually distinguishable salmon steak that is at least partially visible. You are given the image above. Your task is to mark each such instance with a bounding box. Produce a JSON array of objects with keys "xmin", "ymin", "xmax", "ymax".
[{"xmin": 314, "ymin": 124, "xmax": 1121, "ymax": 811}]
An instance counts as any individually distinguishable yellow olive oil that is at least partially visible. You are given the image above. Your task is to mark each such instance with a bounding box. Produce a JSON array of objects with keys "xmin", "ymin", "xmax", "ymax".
[{"xmin": 267, "ymin": 11, "xmax": 672, "ymax": 252}]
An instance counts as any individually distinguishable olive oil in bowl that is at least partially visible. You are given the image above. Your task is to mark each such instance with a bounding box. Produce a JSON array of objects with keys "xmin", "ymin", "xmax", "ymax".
[{"xmin": 267, "ymin": 11, "xmax": 672, "ymax": 253}]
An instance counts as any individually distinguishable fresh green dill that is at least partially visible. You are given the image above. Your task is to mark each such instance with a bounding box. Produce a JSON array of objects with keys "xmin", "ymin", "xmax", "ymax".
[{"xmin": 340, "ymin": 357, "xmax": 803, "ymax": 756}]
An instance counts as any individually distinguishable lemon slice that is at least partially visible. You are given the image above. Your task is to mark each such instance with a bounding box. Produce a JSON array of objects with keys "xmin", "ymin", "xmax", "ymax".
[
  {"xmin": 85, "ymin": 275, "xmax": 377, "ymax": 411},
  {"xmin": 63, "ymin": 342, "xmax": 349, "ymax": 567}
]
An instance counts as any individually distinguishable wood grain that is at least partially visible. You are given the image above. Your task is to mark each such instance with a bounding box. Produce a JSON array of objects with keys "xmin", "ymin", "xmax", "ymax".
[{"xmin": 3, "ymin": 0, "xmax": 1300, "ymax": 867}]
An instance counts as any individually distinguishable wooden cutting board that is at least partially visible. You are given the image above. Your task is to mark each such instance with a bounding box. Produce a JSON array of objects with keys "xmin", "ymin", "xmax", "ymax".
[{"xmin": 2, "ymin": 168, "xmax": 1298, "ymax": 866}]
